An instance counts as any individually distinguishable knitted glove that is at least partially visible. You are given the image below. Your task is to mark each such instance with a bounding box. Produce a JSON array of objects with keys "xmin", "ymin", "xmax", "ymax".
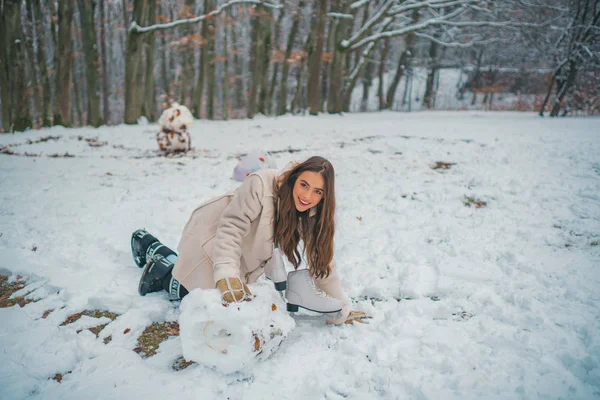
[
  {"xmin": 344, "ymin": 310, "xmax": 371, "ymax": 324},
  {"xmin": 216, "ymin": 277, "xmax": 253, "ymax": 303}
]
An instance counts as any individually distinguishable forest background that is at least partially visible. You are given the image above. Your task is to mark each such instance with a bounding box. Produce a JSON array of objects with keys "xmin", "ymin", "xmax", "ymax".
[{"xmin": 1, "ymin": 0, "xmax": 598, "ymax": 133}]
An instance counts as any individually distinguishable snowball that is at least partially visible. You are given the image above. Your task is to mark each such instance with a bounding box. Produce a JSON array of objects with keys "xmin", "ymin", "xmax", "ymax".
[
  {"xmin": 233, "ymin": 149, "xmax": 277, "ymax": 182},
  {"xmin": 179, "ymin": 282, "xmax": 295, "ymax": 374},
  {"xmin": 158, "ymin": 103, "xmax": 193, "ymax": 133}
]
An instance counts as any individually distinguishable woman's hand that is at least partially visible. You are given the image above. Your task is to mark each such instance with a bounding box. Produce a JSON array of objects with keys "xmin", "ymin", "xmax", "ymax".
[{"xmin": 216, "ymin": 277, "xmax": 253, "ymax": 303}]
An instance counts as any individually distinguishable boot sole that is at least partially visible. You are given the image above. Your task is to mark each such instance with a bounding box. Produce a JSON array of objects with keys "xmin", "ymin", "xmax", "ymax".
[
  {"xmin": 286, "ymin": 303, "xmax": 342, "ymax": 314},
  {"xmin": 131, "ymin": 234, "xmax": 145, "ymax": 268},
  {"xmin": 138, "ymin": 261, "xmax": 154, "ymax": 296}
]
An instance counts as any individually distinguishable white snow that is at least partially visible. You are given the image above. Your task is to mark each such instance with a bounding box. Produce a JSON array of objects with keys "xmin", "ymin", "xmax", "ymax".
[
  {"xmin": 179, "ymin": 282, "xmax": 295, "ymax": 374},
  {"xmin": 0, "ymin": 111, "xmax": 599, "ymax": 399}
]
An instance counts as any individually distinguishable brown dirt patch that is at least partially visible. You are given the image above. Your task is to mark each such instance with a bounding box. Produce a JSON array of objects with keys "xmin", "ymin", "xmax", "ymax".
[
  {"xmin": 133, "ymin": 321, "xmax": 180, "ymax": 358},
  {"xmin": 0, "ymin": 274, "xmax": 36, "ymax": 308}
]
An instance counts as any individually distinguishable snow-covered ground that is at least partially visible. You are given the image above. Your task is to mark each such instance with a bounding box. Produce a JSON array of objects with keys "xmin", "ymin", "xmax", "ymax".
[{"xmin": 1, "ymin": 111, "xmax": 599, "ymax": 399}]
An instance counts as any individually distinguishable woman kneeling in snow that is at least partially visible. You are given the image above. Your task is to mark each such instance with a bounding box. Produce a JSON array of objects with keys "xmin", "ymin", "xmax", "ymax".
[{"xmin": 131, "ymin": 156, "xmax": 367, "ymax": 324}]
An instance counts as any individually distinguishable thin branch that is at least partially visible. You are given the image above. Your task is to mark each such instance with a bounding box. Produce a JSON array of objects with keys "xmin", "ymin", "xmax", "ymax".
[
  {"xmin": 341, "ymin": 0, "xmax": 396, "ymax": 49},
  {"xmin": 389, "ymin": 0, "xmax": 479, "ymax": 16},
  {"xmin": 344, "ymin": 6, "xmax": 467, "ymax": 50},
  {"xmin": 350, "ymin": 0, "xmax": 371, "ymax": 10},
  {"xmin": 414, "ymin": 32, "xmax": 501, "ymax": 48},
  {"xmin": 327, "ymin": 12, "xmax": 354, "ymax": 20},
  {"xmin": 346, "ymin": 14, "xmax": 556, "ymax": 51},
  {"xmin": 129, "ymin": 0, "xmax": 282, "ymax": 33}
]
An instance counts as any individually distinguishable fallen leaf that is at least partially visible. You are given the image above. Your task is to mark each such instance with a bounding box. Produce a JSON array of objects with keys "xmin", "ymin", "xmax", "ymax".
[
  {"xmin": 123, "ymin": 328, "xmax": 131, "ymax": 334},
  {"xmin": 52, "ymin": 373, "xmax": 63, "ymax": 383},
  {"xmin": 254, "ymin": 335, "xmax": 261, "ymax": 351},
  {"xmin": 32, "ymin": 246, "xmax": 38, "ymax": 252},
  {"xmin": 271, "ymin": 303, "xmax": 277, "ymax": 311},
  {"xmin": 356, "ymin": 216, "xmax": 363, "ymax": 221}
]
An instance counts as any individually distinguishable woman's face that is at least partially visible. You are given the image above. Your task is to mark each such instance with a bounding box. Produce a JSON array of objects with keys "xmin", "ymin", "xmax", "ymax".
[{"xmin": 292, "ymin": 171, "xmax": 325, "ymax": 212}]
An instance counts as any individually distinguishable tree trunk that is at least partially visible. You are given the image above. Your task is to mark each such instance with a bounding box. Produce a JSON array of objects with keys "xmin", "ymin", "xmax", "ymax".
[
  {"xmin": 247, "ymin": 7, "xmax": 262, "ymax": 118},
  {"xmin": 124, "ymin": 0, "xmax": 148, "ymax": 124},
  {"xmin": 181, "ymin": 0, "xmax": 196, "ymax": 108},
  {"xmin": 142, "ymin": 0, "xmax": 157, "ymax": 121},
  {"xmin": 206, "ymin": 0, "xmax": 216, "ymax": 120},
  {"xmin": 385, "ymin": 9, "xmax": 419, "ymax": 110},
  {"xmin": 292, "ymin": 30, "xmax": 313, "ymax": 114},
  {"xmin": 223, "ymin": 17, "xmax": 230, "ymax": 120},
  {"xmin": 78, "ymin": 0, "xmax": 104, "ymax": 126},
  {"xmin": 422, "ymin": 37, "xmax": 439, "ymax": 109},
  {"xmin": 29, "ymin": 0, "xmax": 52, "ymax": 126},
  {"xmin": 194, "ymin": 0, "xmax": 209, "ymax": 118},
  {"xmin": 257, "ymin": 6, "xmax": 273, "ymax": 115},
  {"xmin": 231, "ymin": 9, "xmax": 245, "ymax": 111},
  {"xmin": 159, "ymin": 3, "xmax": 170, "ymax": 102},
  {"xmin": 99, "ymin": 0, "xmax": 111, "ymax": 123},
  {"xmin": 359, "ymin": 3, "xmax": 373, "ymax": 112},
  {"xmin": 0, "ymin": 4, "xmax": 12, "ymax": 131},
  {"xmin": 25, "ymin": 2, "xmax": 43, "ymax": 127},
  {"xmin": 377, "ymin": 39, "xmax": 389, "ymax": 110},
  {"xmin": 72, "ymin": 44, "xmax": 84, "ymax": 126},
  {"xmin": 307, "ymin": 1, "xmax": 327, "ymax": 115},
  {"xmin": 327, "ymin": 0, "xmax": 352, "ymax": 114},
  {"xmin": 550, "ymin": 60, "xmax": 578, "ymax": 117},
  {"xmin": 291, "ymin": 57, "xmax": 308, "ymax": 114},
  {"xmin": 341, "ymin": 37, "xmax": 384, "ymax": 112},
  {"xmin": 1, "ymin": 0, "xmax": 32, "ymax": 131},
  {"xmin": 277, "ymin": 0, "xmax": 303, "ymax": 116},
  {"xmin": 266, "ymin": 6, "xmax": 285, "ymax": 115},
  {"xmin": 54, "ymin": 0, "xmax": 75, "ymax": 127}
]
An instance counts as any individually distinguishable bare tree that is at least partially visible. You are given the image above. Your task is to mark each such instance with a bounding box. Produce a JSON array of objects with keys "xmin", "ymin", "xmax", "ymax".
[
  {"xmin": 540, "ymin": 0, "xmax": 600, "ymax": 116},
  {"xmin": 78, "ymin": 0, "xmax": 104, "ymax": 126},
  {"xmin": 142, "ymin": 0, "xmax": 157, "ymax": 121},
  {"xmin": 277, "ymin": 0, "xmax": 304, "ymax": 115},
  {"xmin": 327, "ymin": 1, "xmax": 353, "ymax": 114},
  {"xmin": 99, "ymin": 0, "xmax": 111, "ymax": 123},
  {"xmin": 1, "ymin": 0, "xmax": 32, "ymax": 131},
  {"xmin": 307, "ymin": 0, "xmax": 327, "ymax": 115},
  {"xmin": 206, "ymin": 0, "xmax": 216, "ymax": 119},
  {"xmin": 54, "ymin": 0, "xmax": 76, "ymax": 127}
]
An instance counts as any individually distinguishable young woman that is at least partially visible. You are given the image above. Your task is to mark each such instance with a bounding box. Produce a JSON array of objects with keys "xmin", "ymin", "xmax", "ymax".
[{"xmin": 131, "ymin": 156, "xmax": 367, "ymax": 324}]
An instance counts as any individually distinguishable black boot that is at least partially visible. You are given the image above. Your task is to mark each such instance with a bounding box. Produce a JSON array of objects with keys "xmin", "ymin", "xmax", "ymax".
[
  {"xmin": 131, "ymin": 229, "xmax": 160, "ymax": 268},
  {"xmin": 146, "ymin": 241, "xmax": 177, "ymax": 262},
  {"xmin": 139, "ymin": 254, "xmax": 175, "ymax": 296}
]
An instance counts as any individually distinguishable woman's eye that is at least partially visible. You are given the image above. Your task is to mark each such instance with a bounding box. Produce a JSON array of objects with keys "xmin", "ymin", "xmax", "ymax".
[
  {"xmin": 315, "ymin": 190, "xmax": 323, "ymax": 196},
  {"xmin": 301, "ymin": 182, "xmax": 307, "ymax": 188}
]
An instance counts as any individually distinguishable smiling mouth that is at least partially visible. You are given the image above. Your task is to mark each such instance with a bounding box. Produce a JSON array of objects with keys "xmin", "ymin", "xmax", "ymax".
[{"xmin": 298, "ymin": 198, "xmax": 311, "ymax": 207}]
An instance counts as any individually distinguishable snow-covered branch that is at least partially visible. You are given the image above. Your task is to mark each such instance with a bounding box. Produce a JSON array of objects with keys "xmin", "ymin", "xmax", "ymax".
[
  {"xmin": 414, "ymin": 32, "xmax": 500, "ymax": 48},
  {"xmin": 129, "ymin": 0, "xmax": 282, "ymax": 33},
  {"xmin": 350, "ymin": 0, "xmax": 371, "ymax": 10},
  {"xmin": 327, "ymin": 12, "xmax": 354, "ymax": 20},
  {"xmin": 344, "ymin": 17, "xmax": 393, "ymax": 93},
  {"xmin": 340, "ymin": 0, "xmax": 396, "ymax": 50},
  {"xmin": 346, "ymin": 14, "xmax": 554, "ymax": 51},
  {"xmin": 388, "ymin": 0, "xmax": 480, "ymax": 17}
]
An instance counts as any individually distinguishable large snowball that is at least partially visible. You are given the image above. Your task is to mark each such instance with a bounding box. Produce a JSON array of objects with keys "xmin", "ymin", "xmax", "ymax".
[{"xmin": 179, "ymin": 282, "xmax": 295, "ymax": 374}]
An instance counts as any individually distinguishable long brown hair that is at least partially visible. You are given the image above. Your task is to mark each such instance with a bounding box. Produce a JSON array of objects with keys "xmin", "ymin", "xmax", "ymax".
[{"xmin": 273, "ymin": 156, "xmax": 336, "ymax": 279}]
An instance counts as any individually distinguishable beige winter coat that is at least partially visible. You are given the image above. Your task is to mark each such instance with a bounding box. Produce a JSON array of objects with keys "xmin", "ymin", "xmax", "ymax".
[{"xmin": 172, "ymin": 168, "xmax": 349, "ymax": 319}]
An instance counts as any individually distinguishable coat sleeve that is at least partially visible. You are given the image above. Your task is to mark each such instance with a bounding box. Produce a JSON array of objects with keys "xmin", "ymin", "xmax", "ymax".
[
  {"xmin": 212, "ymin": 174, "xmax": 265, "ymax": 284},
  {"xmin": 314, "ymin": 259, "xmax": 351, "ymax": 324}
]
